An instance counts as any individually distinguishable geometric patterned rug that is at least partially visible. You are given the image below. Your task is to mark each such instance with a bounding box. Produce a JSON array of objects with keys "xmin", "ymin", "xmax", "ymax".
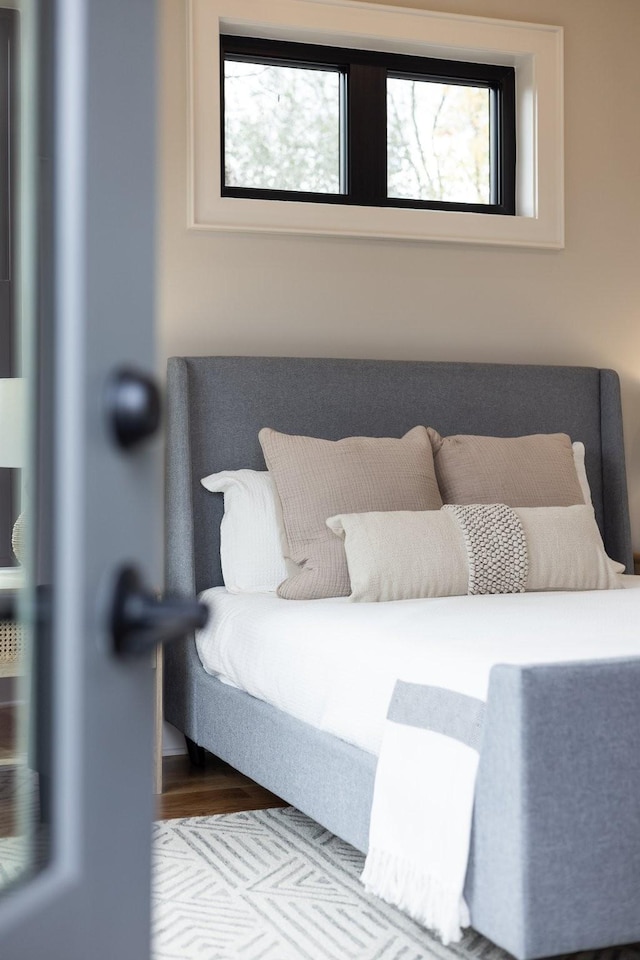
[{"xmin": 152, "ymin": 806, "xmax": 640, "ymax": 960}]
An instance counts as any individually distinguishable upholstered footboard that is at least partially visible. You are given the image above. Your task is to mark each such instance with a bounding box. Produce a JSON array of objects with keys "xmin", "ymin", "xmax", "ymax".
[
  {"xmin": 167, "ymin": 651, "xmax": 640, "ymax": 960},
  {"xmin": 466, "ymin": 657, "xmax": 640, "ymax": 958}
]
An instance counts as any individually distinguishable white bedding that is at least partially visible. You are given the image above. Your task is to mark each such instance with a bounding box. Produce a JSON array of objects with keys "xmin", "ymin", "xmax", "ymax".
[{"xmin": 196, "ymin": 576, "xmax": 640, "ymax": 757}]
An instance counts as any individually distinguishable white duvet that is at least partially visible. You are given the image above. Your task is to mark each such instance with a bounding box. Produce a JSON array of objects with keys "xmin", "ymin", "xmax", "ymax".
[{"xmin": 196, "ymin": 577, "xmax": 640, "ymax": 758}]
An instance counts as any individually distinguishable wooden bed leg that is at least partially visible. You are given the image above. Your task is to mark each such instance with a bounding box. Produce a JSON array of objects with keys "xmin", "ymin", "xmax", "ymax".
[{"xmin": 185, "ymin": 736, "xmax": 206, "ymax": 767}]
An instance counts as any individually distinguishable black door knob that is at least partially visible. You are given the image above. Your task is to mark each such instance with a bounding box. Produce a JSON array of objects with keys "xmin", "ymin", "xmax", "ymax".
[
  {"xmin": 111, "ymin": 566, "xmax": 208, "ymax": 656},
  {"xmin": 106, "ymin": 367, "xmax": 161, "ymax": 449}
]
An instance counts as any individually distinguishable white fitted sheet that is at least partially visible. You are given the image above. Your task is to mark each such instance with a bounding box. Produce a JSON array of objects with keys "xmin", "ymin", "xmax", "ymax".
[{"xmin": 195, "ymin": 577, "xmax": 640, "ymax": 757}]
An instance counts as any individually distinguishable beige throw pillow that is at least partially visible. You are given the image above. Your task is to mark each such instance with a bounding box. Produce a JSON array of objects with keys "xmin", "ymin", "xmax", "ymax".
[
  {"xmin": 327, "ymin": 505, "xmax": 621, "ymax": 602},
  {"xmin": 428, "ymin": 430, "xmax": 585, "ymax": 507},
  {"xmin": 259, "ymin": 426, "xmax": 442, "ymax": 600}
]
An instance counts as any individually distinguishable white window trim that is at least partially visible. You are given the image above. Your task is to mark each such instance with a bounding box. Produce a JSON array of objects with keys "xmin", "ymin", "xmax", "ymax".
[{"xmin": 188, "ymin": 0, "xmax": 564, "ymax": 248}]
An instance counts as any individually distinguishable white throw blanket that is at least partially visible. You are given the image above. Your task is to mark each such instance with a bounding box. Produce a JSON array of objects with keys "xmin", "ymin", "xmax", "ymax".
[
  {"xmin": 362, "ymin": 504, "xmax": 528, "ymax": 942},
  {"xmin": 361, "ymin": 680, "xmax": 485, "ymax": 944}
]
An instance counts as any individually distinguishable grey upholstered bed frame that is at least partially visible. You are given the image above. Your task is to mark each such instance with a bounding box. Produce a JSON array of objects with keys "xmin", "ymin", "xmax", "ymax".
[{"xmin": 164, "ymin": 356, "xmax": 640, "ymax": 959}]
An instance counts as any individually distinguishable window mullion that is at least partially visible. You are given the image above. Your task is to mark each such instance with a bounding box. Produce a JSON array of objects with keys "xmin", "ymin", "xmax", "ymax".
[{"xmin": 348, "ymin": 64, "xmax": 387, "ymax": 206}]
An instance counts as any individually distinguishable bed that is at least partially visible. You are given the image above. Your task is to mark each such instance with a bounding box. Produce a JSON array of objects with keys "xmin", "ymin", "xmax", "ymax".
[{"xmin": 164, "ymin": 356, "xmax": 640, "ymax": 959}]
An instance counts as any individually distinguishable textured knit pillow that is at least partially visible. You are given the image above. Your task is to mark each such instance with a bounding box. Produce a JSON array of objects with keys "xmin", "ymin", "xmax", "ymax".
[
  {"xmin": 428, "ymin": 430, "xmax": 585, "ymax": 507},
  {"xmin": 259, "ymin": 426, "xmax": 442, "ymax": 600},
  {"xmin": 201, "ymin": 469, "xmax": 286, "ymax": 593},
  {"xmin": 327, "ymin": 505, "xmax": 621, "ymax": 602}
]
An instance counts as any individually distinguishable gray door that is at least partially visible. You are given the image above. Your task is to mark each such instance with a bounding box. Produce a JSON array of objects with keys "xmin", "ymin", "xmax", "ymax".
[{"xmin": 0, "ymin": 0, "xmax": 176, "ymax": 956}]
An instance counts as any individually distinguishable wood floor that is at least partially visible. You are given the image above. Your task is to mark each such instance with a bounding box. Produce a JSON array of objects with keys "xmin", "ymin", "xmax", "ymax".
[
  {"xmin": 0, "ymin": 749, "xmax": 284, "ymax": 835},
  {"xmin": 156, "ymin": 753, "xmax": 287, "ymax": 820}
]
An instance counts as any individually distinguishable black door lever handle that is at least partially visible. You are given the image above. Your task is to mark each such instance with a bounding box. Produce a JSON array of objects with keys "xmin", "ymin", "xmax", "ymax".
[{"xmin": 111, "ymin": 566, "xmax": 208, "ymax": 656}]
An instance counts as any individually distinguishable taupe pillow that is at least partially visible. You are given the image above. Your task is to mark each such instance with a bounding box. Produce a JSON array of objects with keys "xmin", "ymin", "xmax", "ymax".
[
  {"xmin": 427, "ymin": 430, "xmax": 584, "ymax": 507},
  {"xmin": 259, "ymin": 426, "xmax": 442, "ymax": 600},
  {"xmin": 327, "ymin": 505, "xmax": 621, "ymax": 602}
]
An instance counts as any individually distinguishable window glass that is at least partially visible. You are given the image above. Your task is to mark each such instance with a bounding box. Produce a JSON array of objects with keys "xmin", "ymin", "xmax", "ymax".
[
  {"xmin": 220, "ymin": 37, "xmax": 514, "ymax": 215},
  {"xmin": 387, "ymin": 77, "xmax": 491, "ymax": 204},
  {"xmin": 223, "ymin": 59, "xmax": 342, "ymax": 194}
]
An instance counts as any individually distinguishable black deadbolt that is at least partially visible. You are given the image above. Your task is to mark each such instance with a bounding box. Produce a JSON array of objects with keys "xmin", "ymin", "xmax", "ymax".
[{"xmin": 106, "ymin": 367, "xmax": 161, "ymax": 449}]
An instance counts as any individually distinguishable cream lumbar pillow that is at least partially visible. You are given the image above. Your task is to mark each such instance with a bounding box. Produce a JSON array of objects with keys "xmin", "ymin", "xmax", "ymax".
[
  {"xmin": 327, "ymin": 509, "xmax": 468, "ymax": 601},
  {"xmin": 327, "ymin": 505, "xmax": 621, "ymax": 602},
  {"xmin": 428, "ymin": 430, "xmax": 585, "ymax": 507},
  {"xmin": 201, "ymin": 469, "xmax": 287, "ymax": 593},
  {"xmin": 515, "ymin": 505, "xmax": 621, "ymax": 591},
  {"xmin": 259, "ymin": 425, "xmax": 443, "ymax": 600}
]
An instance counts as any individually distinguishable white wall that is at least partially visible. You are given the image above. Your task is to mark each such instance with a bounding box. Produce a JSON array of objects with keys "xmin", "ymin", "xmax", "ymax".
[{"xmin": 158, "ymin": 0, "xmax": 640, "ymax": 749}]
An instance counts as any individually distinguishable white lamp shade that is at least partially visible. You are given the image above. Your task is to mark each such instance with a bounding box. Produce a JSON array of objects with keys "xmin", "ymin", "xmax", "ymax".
[{"xmin": 0, "ymin": 378, "xmax": 26, "ymax": 468}]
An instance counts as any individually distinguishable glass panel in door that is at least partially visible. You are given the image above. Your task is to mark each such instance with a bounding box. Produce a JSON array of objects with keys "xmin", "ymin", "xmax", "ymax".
[{"xmin": 0, "ymin": 0, "xmax": 49, "ymax": 895}]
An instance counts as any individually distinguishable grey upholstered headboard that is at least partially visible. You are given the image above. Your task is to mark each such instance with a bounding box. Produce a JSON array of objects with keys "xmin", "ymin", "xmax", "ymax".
[{"xmin": 164, "ymin": 356, "xmax": 632, "ymax": 600}]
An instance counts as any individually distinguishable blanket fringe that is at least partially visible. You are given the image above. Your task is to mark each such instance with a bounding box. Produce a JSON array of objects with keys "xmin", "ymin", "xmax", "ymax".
[{"xmin": 361, "ymin": 847, "xmax": 470, "ymax": 946}]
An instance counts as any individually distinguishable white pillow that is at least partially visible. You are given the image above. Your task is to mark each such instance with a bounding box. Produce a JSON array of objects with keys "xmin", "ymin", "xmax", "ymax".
[
  {"xmin": 327, "ymin": 505, "xmax": 622, "ymax": 602},
  {"xmin": 200, "ymin": 470, "xmax": 286, "ymax": 593},
  {"xmin": 572, "ymin": 441, "xmax": 591, "ymax": 505},
  {"xmin": 572, "ymin": 441, "xmax": 625, "ymax": 573}
]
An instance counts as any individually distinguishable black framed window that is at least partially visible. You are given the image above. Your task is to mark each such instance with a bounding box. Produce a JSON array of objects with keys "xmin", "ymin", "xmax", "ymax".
[{"xmin": 221, "ymin": 36, "xmax": 516, "ymax": 215}]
